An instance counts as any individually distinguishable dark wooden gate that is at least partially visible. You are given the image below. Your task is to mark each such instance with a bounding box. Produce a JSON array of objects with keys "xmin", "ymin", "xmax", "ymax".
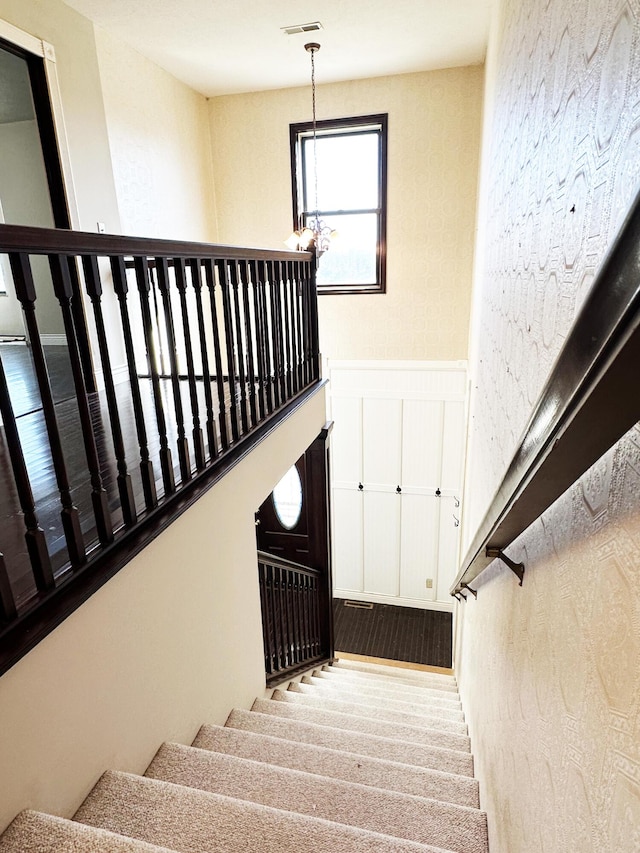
[{"xmin": 256, "ymin": 424, "xmax": 334, "ymax": 684}]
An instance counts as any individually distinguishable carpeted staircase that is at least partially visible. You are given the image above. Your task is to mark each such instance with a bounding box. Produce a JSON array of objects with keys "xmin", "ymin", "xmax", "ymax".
[{"xmin": 0, "ymin": 658, "xmax": 489, "ymax": 852}]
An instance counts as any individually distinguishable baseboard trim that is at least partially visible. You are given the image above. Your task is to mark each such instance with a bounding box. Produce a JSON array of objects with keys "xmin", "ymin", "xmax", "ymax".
[{"xmin": 333, "ymin": 589, "xmax": 454, "ymax": 613}]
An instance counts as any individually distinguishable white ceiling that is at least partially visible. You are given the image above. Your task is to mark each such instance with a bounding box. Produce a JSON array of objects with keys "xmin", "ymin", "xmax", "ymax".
[{"xmin": 61, "ymin": 0, "xmax": 492, "ymax": 97}]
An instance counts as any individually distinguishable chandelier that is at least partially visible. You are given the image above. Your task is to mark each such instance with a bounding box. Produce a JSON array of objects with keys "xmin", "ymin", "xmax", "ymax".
[{"xmin": 286, "ymin": 42, "xmax": 336, "ymax": 256}]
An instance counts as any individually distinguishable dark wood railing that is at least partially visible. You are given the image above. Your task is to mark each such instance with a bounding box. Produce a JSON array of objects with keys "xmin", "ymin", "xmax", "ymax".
[
  {"xmin": 0, "ymin": 223, "xmax": 320, "ymax": 676},
  {"xmin": 451, "ymin": 187, "xmax": 640, "ymax": 598},
  {"xmin": 258, "ymin": 550, "xmax": 328, "ymax": 685}
]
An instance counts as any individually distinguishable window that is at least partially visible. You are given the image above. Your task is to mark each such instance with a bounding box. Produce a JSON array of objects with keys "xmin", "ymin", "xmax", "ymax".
[{"xmin": 290, "ymin": 114, "xmax": 387, "ymax": 295}]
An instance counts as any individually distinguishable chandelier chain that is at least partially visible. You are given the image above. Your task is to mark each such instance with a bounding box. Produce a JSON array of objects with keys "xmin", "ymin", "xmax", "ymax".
[{"xmin": 310, "ymin": 46, "xmax": 319, "ymax": 224}]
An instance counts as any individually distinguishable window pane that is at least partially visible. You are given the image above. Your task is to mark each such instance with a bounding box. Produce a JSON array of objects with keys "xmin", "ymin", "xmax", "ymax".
[
  {"xmin": 303, "ymin": 133, "xmax": 379, "ymax": 212},
  {"xmin": 309, "ymin": 213, "xmax": 378, "ymax": 287}
]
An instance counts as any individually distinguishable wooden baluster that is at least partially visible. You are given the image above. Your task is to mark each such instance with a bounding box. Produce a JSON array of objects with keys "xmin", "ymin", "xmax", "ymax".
[
  {"xmin": 174, "ymin": 258, "xmax": 205, "ymax": 471},
  {"xmin": 258, "ymin": 562, "xmax": 270, "ymax": 673},
  {"xmin": 154, "ymin": 258, "xmax": 191, "ymax": 483},
  {"xmin": 287, "ymin": 261, "xmax": 301, "ymax": 395},
  {"xmin": 281, "ymin": 261, "xmax": 293, "ymax": 399},
  {"xmin": 0, "ymin": 353, "xmax": 53, "ymax": 591},
  {"xmin": 292, "ymin": 572, "xmax": 302, "ymax": 664},
  {"xmin": 0, "ymin": 553, "xmax": 17, "ymax": 622},
  {"xmin": 229, "ymin": 261, "xmax": 249, "ymax": 435},
  {"xmin": 10, "ymin": 253, "xmax": 86, "ymax": 566},
  {"xmin": 216, "ymin": 260, "xmax": 240, "ymax": 442},
  {"xmin": 189, "ymin": 258, "xmax": 218, "ymax": 461},
  {"xmin": 49, "ymin": 255, "xmax": 113, "ymax": 545},
  {"xmin": 293, "ymin": 261, "xmax": 305, "ymax": 390},
  {"xmin": 249, "ymin": 261, "xmax": 266, "ymax": 421},
  {"xmin": 309, "ymin": 258, "xmax": 320, "ymax": 381},
  {"xmin": 251, "ymin": 260, "xmax": 270, "ymax": 417},
  {"xmin": 266, "ymin": 562, "xmax": 277, "ymax": 672},
  {"xmin": 239, "ymin": 261, "xmax": 258, "ymax": 428},
  {"xmin": 133, "ymin": 256, "xmax": 175, "ymax": 496},
  {"xmin": 203, "ymin": 260, "xmax": 229, "ymax": 452},
  {"xmin": 278, "ymin": 566, "xmax": 289, "ymax": 670},
  {"xmin": 269, "ymin": 261, "xmax": 285, "ymax": 408},
  {"xmin": 312, "ymin": 577, "xmax": 321, "ymax": 654},
  {"xmin": 82, "ymin": 255, "xmax": 137, "ymax": 526},
  {"xmin": 302, "ymin": 574, "xmax": 311, "ymax": 659},
  {"xmin": 261, "ymin": 261, "xmax": 278, "ymax": 414},
  {"xmin": 301, "ymin": 261, "xmax": 312, "ymax": 387},
  {"xmin": 110, "ymin": 255, "xmax": 158, "ymax": 509}
]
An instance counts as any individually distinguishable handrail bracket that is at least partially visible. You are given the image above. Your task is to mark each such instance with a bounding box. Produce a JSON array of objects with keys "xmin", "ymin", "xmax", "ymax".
[{"xmin": 486, "ymin": 547, "xmax": 525, "ymax": 586}]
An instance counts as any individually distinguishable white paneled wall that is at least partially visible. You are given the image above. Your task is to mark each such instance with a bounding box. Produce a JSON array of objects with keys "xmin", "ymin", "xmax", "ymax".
[{"xmin": 328, "ymin": 361, "xmax": 467, "ymax": 612}]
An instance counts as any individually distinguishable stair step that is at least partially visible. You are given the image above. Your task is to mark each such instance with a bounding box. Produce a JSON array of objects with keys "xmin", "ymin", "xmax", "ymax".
[
  {"xmin": 74, "ymin": 770, "xmax": 454, "ymax": 853},
  {"xmin": 225, "ymin": 708, "xmax": 475, "ymax": 776},
  {"xmin": 334, "ymin": 659, "xmax": 458, "ymax": 687},
  {"xmin": 146, "ymin": 742, "xmax": 488, "ymax": 853},
  {"xmin": 322, "ymin": 664, "xmax": 460, "ymax": 695},
  {"xmin": 0, "ymin": 810, "xmax": 177, "ymax": 852},
  {"xmin": 313, "ymin": 670, "xmax": 463, "ymax": 707},
  {"xmin": 193, "ymin": 724, "xmax": 480, "ymax": 808},
  {"xmin": 258, "ymin": 693, "xmax": 471, "ymax": 752},
  {"xmin": 300, "ymin": 676, "xmax": 466, "ymax": 720},
  {"xmin": 288, "ymin": 682, "xmax": 468, "ymax": 734}
]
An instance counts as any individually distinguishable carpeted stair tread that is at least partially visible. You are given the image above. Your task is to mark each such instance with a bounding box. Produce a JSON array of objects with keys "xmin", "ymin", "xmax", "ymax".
[
  {"xmin": 313, "ymin": 670, "xmax": 463, "ymax": 707},
  {"xmin": 322, "ymin": 665, "xmax": 460, "ymax": 695},
  {"xmin": 192, "ymin": 724, "xmax": 480, "ymax": 808},
  {"xmin": 74, "ymin": 770, "xmax": 454, "ymax": 853},
  {"xmin": 333, "ymin": 659, "xmax": 458, "ymax": 687},
  {"xmin": 300, "ymin": 676, "xmax": 466, "ymax": 721},
  {"xmin": 258, "ymin": 693, "xmax": 471, "ymax": 752},
  {"xmin": 0, "ymin": 810, "xmax": 178, "ymax": 852},
  {"xmin": 288, "ymin": 682, "xmax": 468, "ymax": 734},
  {"xmin": 225, "ymin": 708, "xmax": 475, "ymax": 776},
  {"xmin": 145, "ymin": 742, "xmax": 488, "ymax": 853}
]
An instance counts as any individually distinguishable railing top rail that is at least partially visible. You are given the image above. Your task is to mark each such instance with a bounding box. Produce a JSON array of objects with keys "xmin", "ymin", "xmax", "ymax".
[
  {"xmin": 0, "ymin": 223, "xmax": 312, "ymax": 263},
  {"xmin": 451, "ymin": 186, "xmax": 640, "ymax": 596},
  {"xmin": 257, "ymin": 549, "xmax": 321, "ymax": 578}
]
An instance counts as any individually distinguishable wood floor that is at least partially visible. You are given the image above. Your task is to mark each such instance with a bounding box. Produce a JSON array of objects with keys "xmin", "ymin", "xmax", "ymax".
[
  {"xmin": 0, "ymin": 342, "xmax": 233, "ymax": 609},
  {"xmin": 332, "ymin": 598, "xmax": 453, "ymax": 669}
]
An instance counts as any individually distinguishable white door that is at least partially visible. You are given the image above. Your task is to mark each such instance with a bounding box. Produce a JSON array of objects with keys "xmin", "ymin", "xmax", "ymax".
[{"xmin": 329, "ymin": 361, "xmax": 467, "ymax": 611}]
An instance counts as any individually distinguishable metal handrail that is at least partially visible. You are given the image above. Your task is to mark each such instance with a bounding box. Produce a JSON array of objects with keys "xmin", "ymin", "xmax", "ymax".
[{"xmin": 452, "ymin": 188, "xmax": 640, "ymax": 596}]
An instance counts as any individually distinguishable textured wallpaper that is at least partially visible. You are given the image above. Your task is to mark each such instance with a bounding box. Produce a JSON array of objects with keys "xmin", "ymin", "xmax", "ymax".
[{"xmin": 458, "ymin": 0, "xmax": 640, "ymax": 850}]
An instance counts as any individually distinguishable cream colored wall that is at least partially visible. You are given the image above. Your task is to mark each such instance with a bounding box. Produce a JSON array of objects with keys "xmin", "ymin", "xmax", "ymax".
[
  {"xmin": 0, "ymin": 386, "xmax": 326, "ymax": 834},
  {"xmin": 0, "ymin": 0, "xmax": 121, "ymax": 234},
  {"xmin": 458, "ymin": 0, "xmax": 640, "ymax": 850},
  {"xmin": 208, "ymin": 68, "xmax": 483, "ymax": 361},
  {"xmin": 94, "ymin": 27, "xmax": 217, "ymax": 242}
]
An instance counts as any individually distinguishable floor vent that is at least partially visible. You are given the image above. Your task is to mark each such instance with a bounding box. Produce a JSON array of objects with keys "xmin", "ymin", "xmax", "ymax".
[{"xmin": 344, "ymin": 600, "xmax": 374, "ymax": 610}]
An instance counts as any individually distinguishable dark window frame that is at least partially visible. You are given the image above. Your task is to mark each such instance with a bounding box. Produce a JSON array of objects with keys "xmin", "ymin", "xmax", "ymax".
[{"xmin": 289, "ymin": 113, "xmax": 388, "ymax": 295}]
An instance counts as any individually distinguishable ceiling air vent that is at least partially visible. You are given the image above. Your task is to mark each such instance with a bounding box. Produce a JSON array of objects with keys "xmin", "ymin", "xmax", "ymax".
[{"xmin": 282, "ymin": 22, "xmax": 323, "ymax": 36}]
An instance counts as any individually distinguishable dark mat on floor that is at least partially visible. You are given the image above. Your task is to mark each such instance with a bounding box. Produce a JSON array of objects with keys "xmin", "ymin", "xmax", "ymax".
[{"xmin": 333, "ymin": 599, "xmax": 452, "ymax": 669}]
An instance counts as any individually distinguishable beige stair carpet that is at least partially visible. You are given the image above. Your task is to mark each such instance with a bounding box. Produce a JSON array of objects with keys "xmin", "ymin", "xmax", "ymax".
[
  {"xmin": 312, "ymin": 669, "xmax": 464, "ymax": 707},
  {"xmin": 287, "ymin": 682, "xmax": 469, "ymax": 733},
  {"xmin": 300, "ymin": 675, "xmax": 467, "ymax": 721},
  {"xmin": 0, "ymin": 810, "xmax": 177, "ymax": 853},
  {"xmin": 145, "ymin": 741, "xmax": 488, "ymax": 852},
  {"xmin": 332, "ymin": 658, "xmax": 459, "ymax": 685},
  {"xmin": 74, "ymin": 770, "xmax": 453, "ymax": 853},
  {"xmin": 192, "ymin": 723, "xmax": 481, "ymax": 808},
  {"xmin": 255, "ymin": 693, "xmax": 471, "ymax": 752},
  {"xmin": 225, "ymin": 707, "xmax": 475, "ymax": 776},
  {"xmin": 318, "ymin": 665, "xmax": 461, "ymax": 695},
  {"xmin": 0, "ymin": 658, "xmax": 487, "ymax": 852}
]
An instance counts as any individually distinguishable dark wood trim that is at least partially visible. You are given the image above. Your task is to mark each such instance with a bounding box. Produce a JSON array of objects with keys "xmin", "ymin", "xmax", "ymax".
[
  {"xmin": 0, "ymin": 381, "xmax": 326, "ymax": 678},
  {"xmin": 289, "ymin": 114, "xmax": 388, "ymax": 296},
  {"xmin": 452, "ymin": 187, "xmax": 640, "ymax": 595},
  {"xmin": 0, "ymin": 223, "xmax": 312, "ymax": 263}
]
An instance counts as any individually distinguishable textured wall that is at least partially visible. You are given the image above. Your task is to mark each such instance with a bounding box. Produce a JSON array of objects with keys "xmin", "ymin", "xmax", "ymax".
[
  {"xmin": 95, "ymin": 26, "xmax": 217, "ymax": 242},
  {"xmin": 209, "ymin": 68, "xmax": 483, "ymax": 362},
  {"xmin": 458, "ymin": 0, "xmax": 640, "ymax": 851}
]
